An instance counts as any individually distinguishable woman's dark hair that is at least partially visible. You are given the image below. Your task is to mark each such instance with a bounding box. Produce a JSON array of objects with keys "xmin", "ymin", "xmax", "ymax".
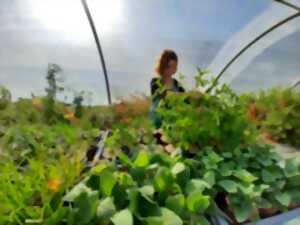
[{"xmin": 155, "ymin": 49, "xmax": 178, "ymax": 76}]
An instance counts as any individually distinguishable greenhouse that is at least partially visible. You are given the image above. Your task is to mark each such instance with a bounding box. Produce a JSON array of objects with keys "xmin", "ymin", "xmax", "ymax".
[{"xmin": 0, "ymin": 0, "xmax": 300, "ymax": 224}]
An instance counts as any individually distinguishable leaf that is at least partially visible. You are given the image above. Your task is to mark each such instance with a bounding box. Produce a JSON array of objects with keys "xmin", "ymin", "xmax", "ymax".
[
  {"xmin": 118, "ymin": 172, "xmax": 135, "ymax": 186},
  {"xmin": 232, "ymin": 204, "xmax": 250, "ymax": 223},
  {"xmin": 86, "ymin": 174, "xmax": 100, "ymax": 190},
  {"xmin": 100, "ymin": 170, "xmax": 117, "ymax": 196},
  {"xmin": 171, "ymin": 162, "xmax": 186, "ymax": 175},
  {"xmin": 144, "ymin": 217, "xmax": 164, "ymax": 225},
  {"xmin": 74, "ymin": 191, "xmax": 99, "ymax": 224},
  {"xmin": 287, "ymin": 174, "xmax": 300, "ymax": 187},
  {"xmin": 289, "ymin": 189, "xmax": 300, "ymax": 204},
  {"xmin": 185, "ymin": 179, "xmax": 210, "ymax": 194},
  {"xmin": 165, "ymin": 194, "xmax": 185, "ymax": 215},
  {"xmin": 222, "ymin": 152, "xmax": 232, "ymax": 158},
  {"xmin": 111, "ymin": 209, "xmax": 133, "ymax": 225},
  {"xmin": 219, "ymin": 162, "xmax": 235, "ymax": 177},
  {"xmin": 237, "ymin": 183, "xmax": 259, "ymax": 198},
  {"xmin": 97, "ymin": 197, "xmax": 116, "ymax": 221},
  {"xmin": 144, "ymin": 208, "xmax": 183, "ymax": 225},
  {"xmin": 63, "ymin": 181, "xmax": 93, "ymax": 202},
  {"xmin": 154, "ymin": 167, "xmax": 174, "ymax": 192},
  {"xmin": 275, "ymin": 192, "xmax": 291, "ymax": 207},
  {"xmin": 259, "ymin": 198, "xmax": 273, "ymax": 209},
  {"xmin": 128, "ymin": 189, "xmax": 139, "ymax": 217},
  {"xmin": 128, "ymin": 188, "xmax": 161, "ymax": 218},
  {"xmin": 257, "ymin": 157, "xmax": 273, "ymax": 166},
  {"xmin": 44, "ymin": 207, "xmax": 68, "ymax": 225},
  {"xmin": 262, "ymin": 169, "xmax": 276, "ymax": 183},
  {"xmin": 203, "ymin": 151, "xmax": 223, "ymax": 169},
  {"xmin": 232, "ymin": 199, "xmax": 258, "ymax": 224},
  {"xmin": 186, "ymin": 191, "xmax": 210, "ymax": 213},
  {"xmin": 190, "ymin": 215, "xmax": 210, "ymax": 225},
  {"xmin": 139, "ymin": 185, "xmax": 155, "ymax": 198},
  {"xmin": 208, "ymin": 151, "xmax": 224, "ymax": 163},
  {"xmin": 171, "ymin": 162, "xmax": 190, "ymax": 186},
  {"xmin": 218, "ymin": 180, "xmax": 238, "ymax": 193},
  {"xmin": 134, "ymin": 150, "xmax": 150, "ymax": 168},
  {"xmin": 234, "ymin": 169, "xmax": 258, "ymax": 183},
  {"xmin": 284, "ymin": 158, "xmax": 300, "ymax": 177},
  {"xmin": 92, "ymin": 164, "xmax": 108, "ymax": 174},
  {"xmin": 203, "ymin": 170, "xmax": 215, "ymax": 187},
  {"xmin": 118, "ymin": 152, "xmax": 133, "ymax": 167},
  {"xmin": 160, "ymin": 208, "xmax": 183, "ymax": 225}
]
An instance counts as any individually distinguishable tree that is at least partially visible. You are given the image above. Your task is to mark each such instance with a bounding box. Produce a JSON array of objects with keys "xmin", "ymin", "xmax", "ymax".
[
  {"xmin": 44, "ymin": 63, "xmax": 64, "ymax": 123},
  {"xmin": 0, "ymin": 86, "xmax": 12, "ymax": 110}
]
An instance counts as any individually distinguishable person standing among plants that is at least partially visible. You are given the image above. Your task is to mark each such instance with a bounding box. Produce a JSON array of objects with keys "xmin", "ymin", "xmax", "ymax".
[{"xmin": 149, "ymin": 49, "xmax": 185, "ymax": 128}]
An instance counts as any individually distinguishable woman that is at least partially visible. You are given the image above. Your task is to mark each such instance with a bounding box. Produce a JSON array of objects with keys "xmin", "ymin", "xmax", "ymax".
[{"xmin": 149, "ymin": 49, "xmax": 185, "ymax": 128}]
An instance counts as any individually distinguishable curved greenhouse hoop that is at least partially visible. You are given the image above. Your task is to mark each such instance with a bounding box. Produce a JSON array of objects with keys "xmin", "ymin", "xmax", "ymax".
[
  {"xmin": 293, "ymin": 80, "xmax": 300, "ymax": 88},
  {"xmin": 274, "ymin": 0, "xmax": 300, "ymax": 11},
  {"xmin": 81, "ymin": 0, "xmax": 112, "ymax": 105},
  {"xmin": 80, "ymin": 0, "xmax": 299, "ymax": 99},
  {"xmin": 206, "ymin": 0, "xmax": 300, "ymax": 93}
]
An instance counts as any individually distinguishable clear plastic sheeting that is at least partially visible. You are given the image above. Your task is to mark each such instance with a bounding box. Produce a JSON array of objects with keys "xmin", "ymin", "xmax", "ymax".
[
  {"xmin": 90, "ymin": 0, "xmax": 272, "ymax": 100},
  {"xmin": 230, "ymin": 25, "xmax": 300, "ymax": 93},
  {"xmin": 209, "ymin": 1, "xmax": 300, "ymax": 87},
  {"xmin": 0, "ymin": 0, "xmax": 299, "ymax": 105},
  {"xmin": 0, "ymin": 0, "xmax": 108, "ymax": 105}
]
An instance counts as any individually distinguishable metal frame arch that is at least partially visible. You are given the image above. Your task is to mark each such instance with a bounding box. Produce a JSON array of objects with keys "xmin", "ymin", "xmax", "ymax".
[
  {"xmin": 293, "ymin": 80, "xmax": 300, "ymax": 88},
  {"xmin": 80, "ymin": 0, "xmax": 299, "ymax": 97},
  {"xmin": 206, "ymin": 1, "xmax": 300, "ymax": 92},
  {"xmin": 81, "ymin": 0, "xmax": 112, "ymax": 105}
]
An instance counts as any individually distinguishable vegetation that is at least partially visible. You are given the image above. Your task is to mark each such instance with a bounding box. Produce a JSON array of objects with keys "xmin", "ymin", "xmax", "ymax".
[
  {"xmin": 0, "ymin": 68, "xmax": 299, "ymax": 225},
  {"xmin": 240, "ymin": 88, "xmax": 300, "ymax": 148},
  {"xmin": 0, "ymin": 85, "xmax": 11, "ymax": 110}
]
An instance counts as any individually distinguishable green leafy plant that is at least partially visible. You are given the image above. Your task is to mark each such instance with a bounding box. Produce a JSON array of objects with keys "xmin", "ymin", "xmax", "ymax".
[
  {"xmin": 156, "ymin": 70, "xmax": 258, "ymax": 152},
  {"xmin": 240, "ymin": 87, "xmax": 300, "ymax": 148},
  {"xmin": 0, "ymin": 70, "xmax": 300, "ymax": 225},
  {"xmin": 62, "ymin": 148, "xmax": 214, "ymax": 225}
]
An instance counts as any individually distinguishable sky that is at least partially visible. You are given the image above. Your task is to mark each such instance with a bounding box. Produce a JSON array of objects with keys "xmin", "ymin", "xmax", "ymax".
[{"xmin": 0, "ymin": 0, "xmax": 299, "ymax": 105}]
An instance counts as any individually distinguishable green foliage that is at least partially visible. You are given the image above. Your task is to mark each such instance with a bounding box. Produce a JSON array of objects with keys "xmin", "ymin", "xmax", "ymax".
[
  {"xmin": 156, "ymin": 71, "xmax": 258, "ymax": 152},
  {"xmin": 111, "ymin": 208, "xmax": 133, "ymax": 225},
  {"xmin": 0, "ymin": 70, "xmax": 300, "ymax": 225},
  {"xmin": 0, "ymin": 151, "xmax": 83, "ymax": 225},
  {"xmin": 0, "ymin": 85, "xmax": 11, "ymax": 110},
  {"xmin": 60, "ymin": 141, "xmax": 300, "ymax": 224},
  {"xmin": 0, "ymin": 119, "xmax": 99, "ymax": 224},
  {"xmin": 61, "ymin": 149, "xmax": 212, "ymax": 225},
  {"xmin": 44, "ymin": 63, "xmax": 65, "ymax": 124},
  {"xmin": 241, "ymin": 87, "xmax": 300, "ymax": 148},
  {"xmin": 73, "ymin": 95, "xmax": 84, "ymax": 118}
]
